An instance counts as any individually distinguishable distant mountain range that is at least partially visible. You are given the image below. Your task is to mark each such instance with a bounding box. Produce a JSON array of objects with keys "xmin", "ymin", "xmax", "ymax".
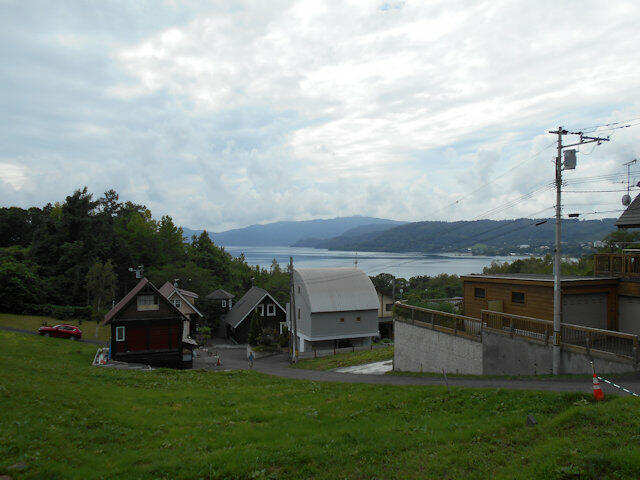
[
  {"xmin": 183, "ymin": 216, "xmax": 617, "ymax": 253},
  {"xmin": 305, "ymin": 217, "xmax": 617, "ymax": 253},
  {"xmin": 182, "ymin": 216, "xmax": 406, "ymax": 247}
]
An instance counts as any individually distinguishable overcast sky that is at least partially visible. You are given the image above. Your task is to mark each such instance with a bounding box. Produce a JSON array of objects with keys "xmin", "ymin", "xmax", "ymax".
[{"xmin": 2, "ymin": 1, "xmax": 640, "ymax": 231}]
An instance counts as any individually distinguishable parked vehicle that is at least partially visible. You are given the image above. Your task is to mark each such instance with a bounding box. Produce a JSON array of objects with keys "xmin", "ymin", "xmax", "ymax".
[{"xmin": 38, "ymin": 324, "xmax": 82, "ymax": 340}]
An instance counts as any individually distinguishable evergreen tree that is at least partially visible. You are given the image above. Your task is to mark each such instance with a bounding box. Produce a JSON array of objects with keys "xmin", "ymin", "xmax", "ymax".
[{"xmin": 248, "ymin": 310, "xmax": 263, "ymax": 346}]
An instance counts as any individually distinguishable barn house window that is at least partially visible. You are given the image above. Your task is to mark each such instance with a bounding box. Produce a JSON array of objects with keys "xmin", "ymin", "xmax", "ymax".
[
  {"xmin": 339, "ymin": 317, "xmax": 345, "ymax": 323},
  {"xmin": 512, "ymin": 292, "xmax": 525, "ymax": 304},
  {"xmin": 172, "ymin": 298, "xmax": 181, "ymax": 308},
  {"xmin": 267, "ymin": 304, "xmax": 276, "ymax": 316},
  {"xmin": 222, "ymin": 300, "xmax": 226, "ymax": 307},
  {"xmin": 474, "ymin": 288, "xmax": 485, "ymax": 299},
  {"xmin": 356, "ymin": 316, "xmax": 361, "ymax": 322},
  {"xmin": 385, "ymin": 304, "xmax": 393, "ymax": 311},
  {"xmin": 116, "ymin": 326, "xmax": 125, "ymax": 341},
  {"xmin": 137, "ymin": 294, "xmax": 159, "ymax": 311},
  {"xmin": 257, "ymin": 305, "xmax": 264, "ymax": 316}
]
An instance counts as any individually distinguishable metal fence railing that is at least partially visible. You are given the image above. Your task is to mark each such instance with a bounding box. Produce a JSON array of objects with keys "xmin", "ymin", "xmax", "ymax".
[
  {"xmin": 395, "ymin": 303, "xmax": 639, "ymax": 362},
  {"xmin": 481, "ymin": 310, "xmax": 553, "ymax": 343},
  {"xmin": 395, "ymin": 303, "xmax": 482, "ymax": 339},
  {"xmin": 481, "ymin": 309, "xmax": 639, "ymax": 361},
  {"xmin": 561, "ymin": 323, "xmax": 638, "ymax": 359}
]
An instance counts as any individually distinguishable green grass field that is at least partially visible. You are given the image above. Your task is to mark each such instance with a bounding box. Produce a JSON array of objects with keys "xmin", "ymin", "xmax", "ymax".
[
  {"xmin": 0, "ymin": 313, "xmax": 110, "ymax": 342},
  {"xmin": 292, "ymin": 346, "xmax": 394, "ymax": 371},
  {"xmin": 2, "ymin": 330, "xmax": 640, "ymax": 479}
]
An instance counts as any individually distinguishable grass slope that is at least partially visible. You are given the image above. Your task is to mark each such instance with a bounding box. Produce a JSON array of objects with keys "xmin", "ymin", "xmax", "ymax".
[
  {"xmin": 292, "ymin": 347, "xmax": 394, "ymax": 371},
  {"xmin": 0, "ymin": 313, "xmax": 110, "ymax": 342},
  {"xmin": 1, "ymin": 331, "xmax": 640, "ymax": 479}
]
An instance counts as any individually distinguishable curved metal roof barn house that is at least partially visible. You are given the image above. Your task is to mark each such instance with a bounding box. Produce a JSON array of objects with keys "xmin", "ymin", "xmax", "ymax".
[{"xmin": 292, "ymin": 268, "xmax": 379, "ymax": 352}]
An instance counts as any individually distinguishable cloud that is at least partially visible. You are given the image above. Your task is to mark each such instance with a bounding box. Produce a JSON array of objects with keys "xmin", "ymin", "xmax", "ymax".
[{"xmin": 1, "ymin": 0, "xmax": 640, "ymax": 231}]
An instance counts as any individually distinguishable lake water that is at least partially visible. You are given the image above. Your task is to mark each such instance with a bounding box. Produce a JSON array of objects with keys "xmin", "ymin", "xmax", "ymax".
[{"xmin": 222, "ymin": 246, "xmax": 526, "ymax": 278}]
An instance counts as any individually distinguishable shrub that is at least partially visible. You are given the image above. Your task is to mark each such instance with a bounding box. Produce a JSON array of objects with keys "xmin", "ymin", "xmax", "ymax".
[{"xmin": 23, "ymin": 304, "xmax": 92, "ymax": 321}]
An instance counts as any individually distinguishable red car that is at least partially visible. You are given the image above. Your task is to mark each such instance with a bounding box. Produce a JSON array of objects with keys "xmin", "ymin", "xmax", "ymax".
[{"xmin": 38, "ymin": 324, "xmax": 82, "ymax": 340}]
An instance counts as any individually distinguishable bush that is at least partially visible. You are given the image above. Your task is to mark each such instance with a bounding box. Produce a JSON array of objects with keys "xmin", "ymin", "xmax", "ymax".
[
  {"xmin": 277, "ymin": 331, "xmax": 290, "ymax": 348},
  {"xmin": 23, "ymin": 304, "xmax": 92, "ymax": 321}
]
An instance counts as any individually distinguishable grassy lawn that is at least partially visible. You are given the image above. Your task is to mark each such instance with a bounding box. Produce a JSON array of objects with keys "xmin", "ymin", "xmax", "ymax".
[
  {"xmin": 292, "ymin": 346, "xmax": 394, "ymax": 371},
  {"xmin": 0, "ymin": 313, "xmax": 110, "ymax": 342},
  {"xmin": 2, "ymin": 330, "xmax": 640, "ymax": 479}
]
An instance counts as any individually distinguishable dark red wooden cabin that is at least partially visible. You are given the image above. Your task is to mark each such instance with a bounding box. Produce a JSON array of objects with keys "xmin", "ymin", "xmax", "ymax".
[{"xmin": 103, "ymin": 278, "xmax": 195, "ymax": 369}]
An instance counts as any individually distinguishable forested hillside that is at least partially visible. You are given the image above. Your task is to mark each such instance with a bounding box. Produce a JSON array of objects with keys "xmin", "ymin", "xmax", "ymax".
[
  {"xmin": 315, "ymin": 217, "xmax": 617, "ymax": 253},
  {"xmin": 0, "ymin": 188, "xmax": 289, "ymax": 319}
]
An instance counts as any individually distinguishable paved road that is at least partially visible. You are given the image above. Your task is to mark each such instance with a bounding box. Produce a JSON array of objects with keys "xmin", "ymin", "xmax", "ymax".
[
  {"xmin": 0, "ymin": 325, "xmax": 107, "ymax": 346},
  {"xmin": 195, "ymin": 346, "xmax": 640, "ymax": 396},
  {"xmin": 6, "ymin": 327, "xmax": 638, "ymax": 396}
]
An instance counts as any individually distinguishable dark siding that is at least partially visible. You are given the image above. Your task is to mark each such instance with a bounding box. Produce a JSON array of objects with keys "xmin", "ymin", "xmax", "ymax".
[
  {"xmin": 109, "ymin": 283, "xmax": 187, "ymax": 368},
  {"xmin": 127, "ymin": 325, "xmax": 147, "ymax": 350},
  {"xmin": 232, "ymin": 299, "xmax": 286, "ymax": 344}
]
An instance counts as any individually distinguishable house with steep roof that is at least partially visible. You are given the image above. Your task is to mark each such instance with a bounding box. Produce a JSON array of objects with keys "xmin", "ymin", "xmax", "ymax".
[
  {"xmin": 103, "ymin": 278, "xmax": 197, "ymax": 368},
  {"xmin": 292, "ymin": 268, "xmax": 379, "ymax": 352},
  {"xmin": 158, "ymin": 281, "xmax": 203, "ymax": 335},
  {"xmin": 222, "ymin": 286, "xmax": 286, "ymax": 344},
  {"xmin": 206, "ymin": 288, "xmax": 235, "ymax": 311}
]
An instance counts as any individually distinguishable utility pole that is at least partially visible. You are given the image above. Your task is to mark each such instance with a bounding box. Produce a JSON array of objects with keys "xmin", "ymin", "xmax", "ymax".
[
  {"xmin": 289, "ymin": 256, "xmax": 298, "ymax": 363},
  {"xmin": 548, "ymin": 126, "xmax": 609, "ymax": 375}
]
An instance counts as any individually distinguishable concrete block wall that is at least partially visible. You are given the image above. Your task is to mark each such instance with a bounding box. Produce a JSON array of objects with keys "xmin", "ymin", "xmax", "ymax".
[{"xmin": 393, "ymin": 320, "xmax": 483, "ymax": 375}]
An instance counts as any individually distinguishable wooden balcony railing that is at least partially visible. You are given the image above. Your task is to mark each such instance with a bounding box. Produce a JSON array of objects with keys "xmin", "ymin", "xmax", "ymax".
[{"xmin": 594, "ymin": 252, "xmax": 640, "ymax": 277}]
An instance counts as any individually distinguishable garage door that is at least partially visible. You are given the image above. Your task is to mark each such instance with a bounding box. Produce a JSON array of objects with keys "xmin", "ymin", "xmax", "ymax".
[
  {"xmin": 562, "ymin": 294, "xmax": 607, "ymax": 329},
  {"xmin": 619, "ymin": 296, "xmax": 640, "ymax": 335}
]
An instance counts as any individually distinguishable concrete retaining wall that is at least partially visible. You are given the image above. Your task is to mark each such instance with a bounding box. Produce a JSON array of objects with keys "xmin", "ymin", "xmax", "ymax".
[
  {"xmin": 482, "ymin": 329, "xmax": 637, "ymax": 375},
  {"xmin": 394, "ymin": 320, "xmax": 637, "ymax": 376},
  {"xmin": 394, "ymin": 320, "xmax": 482, "ymax": 375}
]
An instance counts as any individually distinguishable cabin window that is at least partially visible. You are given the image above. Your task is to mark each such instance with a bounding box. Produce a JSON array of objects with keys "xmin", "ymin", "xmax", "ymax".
[
  {"xmin": 339, "ymin": 317, "xmax": 345, "ymax": 323},
  {"xmin": 229, "ymin": 299, "xmax": 232, "ymax": 308},
  {"xmin": 257, "ymin": 305, "xmax": 264, "ymax": 316},
  {"xmin": 267, "ymin": 304, "xmax": 276, "ymax": 316},
  {"xmin": 222, "ymin": 300, "xmax": 227, "ymax": 308},
  {"xmin": 116, "ymin": 326, "xmax": 125, "ymax": 341},
  {"xmin": 512, "ymin": 292, "xmax": 525, "ymax": 304},
  {"xmin": 474, "ymin": 288, "xmax": 486, "ymax": 299},
  {"xmin": 356, "ymin": 316, "xmax": 361, "ymax": 322},
  {"xmin": 172, "ymin": 298, "xmax": 181, "ymax": 308},
  {"xmin": 385, "ymin": 303, "xmax": 393, "ymax": 312},
  {"xmin": 137, "ymin": 294, "xmax": 159, "ymax": 311}
]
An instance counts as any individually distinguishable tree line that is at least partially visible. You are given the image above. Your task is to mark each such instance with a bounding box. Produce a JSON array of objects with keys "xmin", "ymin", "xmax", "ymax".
[{"xmin": 0, "ymin": 188, "xmax": 289, "ymax": 322}]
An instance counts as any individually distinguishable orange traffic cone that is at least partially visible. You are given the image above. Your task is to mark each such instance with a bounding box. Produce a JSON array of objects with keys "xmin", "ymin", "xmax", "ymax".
[{"xmin": 592, "ymin": 374, "xmax": 604, "ymax": 401}]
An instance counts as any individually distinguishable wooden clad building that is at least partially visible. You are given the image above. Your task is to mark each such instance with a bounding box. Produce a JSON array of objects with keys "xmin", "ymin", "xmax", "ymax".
[
  {"xmin": 103, "ymin": 278, "xmax": 197, "ymax": 369},
  {"xmin": 462, "ymin": 274, "xmax": 620, "ymax": 330}
]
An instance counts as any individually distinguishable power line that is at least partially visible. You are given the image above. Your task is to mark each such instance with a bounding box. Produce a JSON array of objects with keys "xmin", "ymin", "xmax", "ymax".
[
  {"xmin": 564, "ymin": 189, "xmax": 632, "ymax": 193},
  {"xmin": 427, "ymin": 140, "xmax": 557, "ymax": 220},
  {"xmin": 574, "ymin": 117, "xmax": 640, "ymax": 134}
]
